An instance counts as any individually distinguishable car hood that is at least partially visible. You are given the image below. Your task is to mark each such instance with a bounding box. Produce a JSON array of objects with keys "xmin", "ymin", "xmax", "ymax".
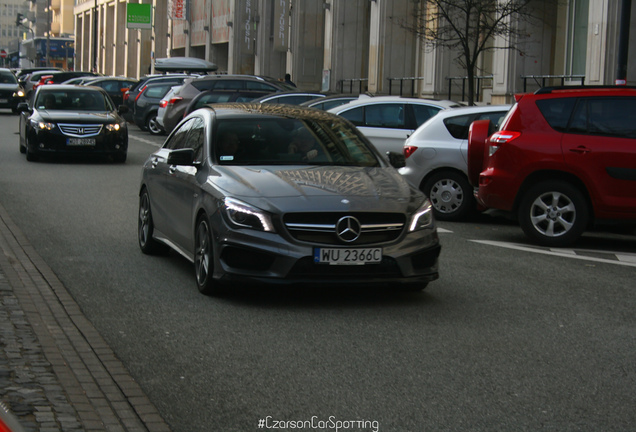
[
  {"xmin": 39, "ymin": 111, "xmax": 121, "ymax": 123},
  {"xmin": 209, "ymin": 165, "xmax": 424, "ymax": 213}
]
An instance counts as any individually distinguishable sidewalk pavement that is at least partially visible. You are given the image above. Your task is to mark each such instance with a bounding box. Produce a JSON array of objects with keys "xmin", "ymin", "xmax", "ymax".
[{"xmin": 0, "ymin": 202, "xmax": 171, "ymax": 432}]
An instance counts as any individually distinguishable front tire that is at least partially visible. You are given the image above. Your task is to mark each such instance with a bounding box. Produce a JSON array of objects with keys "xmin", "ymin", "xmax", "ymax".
[
  {"xmin": 138, "ymin": 190, "xmax": 168, "ymax": 254},
  {"xmin": 518, "ymin": 180, "xmax": 589, "ymax": 247},
  {"xmin": 422, "ymin": 171, "xmax": 475, "ymax": 221},
  {"xmin": 195, "ymin": 216, "xmax": 222, "ymax": 296}
]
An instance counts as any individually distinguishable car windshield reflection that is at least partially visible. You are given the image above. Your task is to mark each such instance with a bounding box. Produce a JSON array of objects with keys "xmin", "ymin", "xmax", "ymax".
[
  {"xmin": 214, "ymin": 118, "xmax": 380, "ymax": 167},
  {"xmin": 35, "ymin": 90, "xmax": 111, "ymax": 112}
]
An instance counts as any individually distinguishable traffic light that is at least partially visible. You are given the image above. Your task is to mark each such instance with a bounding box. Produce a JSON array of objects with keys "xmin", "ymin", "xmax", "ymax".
[{"xmin": 15, "ymin": 13, "xmax": 24, "ymax": 27}]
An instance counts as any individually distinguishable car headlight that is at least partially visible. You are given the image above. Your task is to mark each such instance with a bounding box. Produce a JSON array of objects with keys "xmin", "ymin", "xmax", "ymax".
[
  {"xmin": 14, "ymin": 90, "xmax": 25, "ymax": 98},
  {"xmin": 105, "ymin": 123, "xmax": 124, "ymax": 132},
  {"xmin": 37, "ymin": 121, "xmax": 55, "ymax": 131},
  {"xmin": 222, "ymin": 197, "xmax": 275, "ymax": 232},
  {"xmin": 408, "ymin": 198, "xmax": 434, "ymax": 232}
]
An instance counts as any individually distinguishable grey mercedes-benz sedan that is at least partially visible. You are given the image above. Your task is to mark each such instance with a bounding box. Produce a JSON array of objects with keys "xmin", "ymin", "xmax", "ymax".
[{"xmin": 138, "ymin": 103, "xmax": 440, "ymax": 295}]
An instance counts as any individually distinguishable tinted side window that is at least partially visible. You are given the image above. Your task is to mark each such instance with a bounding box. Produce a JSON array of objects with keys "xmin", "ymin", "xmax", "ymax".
[
  {"xmin": 443, "ymin": 114, "xmax": 475, "ymax": 139},
  {"xmin": 412, "ymin": 104, "xmax": 443, "ymax": 127},
  {"xmin": 145, "ymin": 85, "xmax": 171, "ymax": 98},
  {"xmin": 245, "ymin": 81, "xmax": 278, "ymax": 91},
  {"xmin": 568, "ymin": 97, "xmax": 636, "ymax": 138},
  {"xmin": 164, "ymin": 118, "xmax": 195, "ymax": 150},
  {"xmin": 536, "ymin": 98, "xmax": 576, "ymax": 132},
  {"xmin": 365, "ymin": 103, "xmax": 405, "ymax": 128},
  {"xmin": 339, "ymin": 107, "xmax": 364, "ymax": 126},
  {"xmin": 212, "ymin": 80, "xmax": 244, "ymax": 90},
  {"xmin": 187, "ymin": 118, "xmax": 206, "ymax": 162},
  {"xmin": 191, "ymin": 80, "xmax": 217, "ymax": 92}
]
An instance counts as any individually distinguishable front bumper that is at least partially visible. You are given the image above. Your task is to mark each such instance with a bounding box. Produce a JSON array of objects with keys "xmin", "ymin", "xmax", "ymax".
[
  {"xmin": 212, "ymin": 217, "xmax": 441, "ymax": 288},
  {"xmin": 28, "ymin": 128, "xmax": 128, "ymax": 157}
]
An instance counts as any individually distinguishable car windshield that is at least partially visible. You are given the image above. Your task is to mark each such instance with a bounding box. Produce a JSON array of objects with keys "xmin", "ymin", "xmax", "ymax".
[
  {"xmin": 0, "ymin": 71, "xmax": 18, "ymax": 84},
  {"xmin": 215, "ymin": 117, "xmax": 381, "ymax": 167},
  {"xmin": 35, "ymin": 90, "xmax": 112, "ymax": 112}
]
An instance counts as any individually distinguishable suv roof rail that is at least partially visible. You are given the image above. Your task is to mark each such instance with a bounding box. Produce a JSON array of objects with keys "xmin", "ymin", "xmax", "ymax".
[{"xmin": 535, "ymin": 85, "xmax": 636, "ymax": 94}]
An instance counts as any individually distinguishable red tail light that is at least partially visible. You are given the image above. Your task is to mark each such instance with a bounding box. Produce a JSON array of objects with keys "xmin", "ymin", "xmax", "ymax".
[
  {"xmin": 159, "ymin": 100, "xmax": 168, "ymax": 108},
  {"xmin": 135, "ymin": 85, "xmax": 147, "ymax": 102},
  {"xmin": 487, "ymin": 131, "xmax": 521, "ymax": 156},
  {"xmin": 123, "ymin": 91, "xmax": 129, "ymax": 101},
  {"xmin": 403, "ymin": 146, "xmax": 418, "ymax": 159},
  {"xmin": 168, "ymin": 96, "xmax": 183, "ymax": 105}
]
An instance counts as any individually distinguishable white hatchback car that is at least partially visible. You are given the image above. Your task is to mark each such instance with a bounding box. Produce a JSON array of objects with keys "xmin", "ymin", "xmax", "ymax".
[
  {"xmin": 328, "ymin": 96, "xmax": 461, "ymax": 156},
  {"xmin": 399, "ymin": 105, "xmax": 510, "ymax": 221}
]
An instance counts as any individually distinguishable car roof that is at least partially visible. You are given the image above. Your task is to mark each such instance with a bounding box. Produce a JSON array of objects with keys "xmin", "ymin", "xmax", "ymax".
[
  {"xmin": 252, "ymin": 91, "xmax": 326, "ymax": 102},
  {"xmin": 194, "ymin": 102, "xmax": 348, "ymax": 122},
  {"xmin": 190, "ymin": 74, "xmax": 294, "ymax": 89},
  {"xmin": 329, "ymin": 95, "xmax": 461, "ymax": 112},
  {"xmin": 36, "ymin": 84, "xmax": 106, "ymax": 92}
]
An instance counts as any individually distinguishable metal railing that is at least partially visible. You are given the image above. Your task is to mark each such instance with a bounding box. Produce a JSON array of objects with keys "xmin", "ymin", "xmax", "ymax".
[
  {"xmin": 338, "ymin": 78, "xmax": 369, "ymax": 94},
  {"xmin": 387, "ymin": 76, "xmax": 426, "ymax": 97},
  {"xmin": 446, "ymin": 75, "xmax": 493, "ymax": 102},
  {"xmin": 521, "ymin": 74, "xmax": 585, "ymax": 91}
]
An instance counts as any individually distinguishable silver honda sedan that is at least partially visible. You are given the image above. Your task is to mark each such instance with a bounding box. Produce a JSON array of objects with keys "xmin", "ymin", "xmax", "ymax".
[{"xmin": 138, "ymin": 103, "xmax": 440, "ymax": 295}]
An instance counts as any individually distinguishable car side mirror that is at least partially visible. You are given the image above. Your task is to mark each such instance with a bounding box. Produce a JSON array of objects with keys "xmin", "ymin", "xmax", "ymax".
[
  {"xmin": 167, "ymin": 148, "xmax": 196, "ymax": 166},
  {"xmin": 16, "ymin": 102, "xmax": 31, "ymax": 113},
  {"xmin": 118, "ymin": 105, "xmax": 129, "ymax": 114},
  {"xmin": 387, "ymin": 151, "xmax": 406, "ymax": 169}
]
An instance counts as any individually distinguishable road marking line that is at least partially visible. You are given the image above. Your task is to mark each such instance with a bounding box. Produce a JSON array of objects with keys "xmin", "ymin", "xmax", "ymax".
[
  {"xmin": 130, "ymin": 134, "xmax": 162, "ymax": 147},
  {"xmin": 616, "ymin": 254, "xmax": 636, "ymax": 263},
  {"xmin": 470, "ymin": 240, "xmax": 636, "ymax": 268},
  {"xmin": 437, "ymin": 228, "xmax": 452, "ymax": 233}
]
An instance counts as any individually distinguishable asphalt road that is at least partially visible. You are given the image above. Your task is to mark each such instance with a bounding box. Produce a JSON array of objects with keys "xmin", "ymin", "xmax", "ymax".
[{"xmin": 1, "ymin": 110, "xmax": 635, "ymax": 431}]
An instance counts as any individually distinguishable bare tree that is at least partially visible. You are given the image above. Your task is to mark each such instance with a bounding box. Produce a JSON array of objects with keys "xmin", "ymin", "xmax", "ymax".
[{"xmin": 397, "ymin": 0, "xmax": 539, "ymax": 105}]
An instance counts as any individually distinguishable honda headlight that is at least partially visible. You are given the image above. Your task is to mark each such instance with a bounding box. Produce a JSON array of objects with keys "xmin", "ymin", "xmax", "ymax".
[
  {"xmin": 409, "ymin": 198, "xmax": 434, "ymax": 232},
  {"xmin": 222, "ymin": 197, "xmax": 275, "ymax": 232},
  {"xmin": 37, "ymin": 121, "xmax": 55, "ymax": 131},
  {"xmin": 14, "ymin": 90, "xmax": 25, "ymax": 98},
  {"xmin": 105, "ymin": 123, "xmax": 124, "ymax": 132}
]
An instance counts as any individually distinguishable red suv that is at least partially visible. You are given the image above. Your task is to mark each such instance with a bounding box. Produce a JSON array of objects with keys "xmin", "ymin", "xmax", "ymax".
[{"xmin": 468, "ymin": 86, "xmax": 636, "ymax": 246}]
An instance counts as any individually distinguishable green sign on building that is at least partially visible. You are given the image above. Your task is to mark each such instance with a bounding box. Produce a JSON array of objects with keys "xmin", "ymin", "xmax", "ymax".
[{"xmin": 127, "ymin": 3, "xmax": 152, "ymax": 30}]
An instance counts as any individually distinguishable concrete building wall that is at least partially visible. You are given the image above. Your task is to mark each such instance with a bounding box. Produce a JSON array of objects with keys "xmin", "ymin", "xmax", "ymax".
[{"xmin": 71, "ymin": 0, "xmax": 636, "ymax": 100}]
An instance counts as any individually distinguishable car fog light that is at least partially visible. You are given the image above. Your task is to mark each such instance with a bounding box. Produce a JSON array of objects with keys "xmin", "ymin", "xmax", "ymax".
[
  {"xmin": 115, "ymin": 144, "xmax": 120, "ymax": 149},
  {"xmin": 39, "ymin": 143, "xmax": 45, "ymax": 148}
]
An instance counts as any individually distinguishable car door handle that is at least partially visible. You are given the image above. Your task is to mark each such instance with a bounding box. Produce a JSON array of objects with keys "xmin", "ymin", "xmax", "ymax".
[
  {"xmin": 151, "ymin": 158, "xmax": 158, "ymax": 168},
  {"xmin": 569, "ymin": 146, "xmax": 591, "ymax": 154},
  {"xmin": 169, "ymin": 165, "xmax": 177, "ymax": 174}
]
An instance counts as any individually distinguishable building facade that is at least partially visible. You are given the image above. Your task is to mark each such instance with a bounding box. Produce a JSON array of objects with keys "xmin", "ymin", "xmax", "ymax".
[{"xmin": 72, "ymin": 0, "xmax": 635, "ymax": 103}]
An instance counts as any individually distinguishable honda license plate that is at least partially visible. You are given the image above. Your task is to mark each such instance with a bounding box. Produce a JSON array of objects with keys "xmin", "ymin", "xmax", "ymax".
[
  {"xmin": 314, "ymin": 247, "xmax": 382, "ymax": 265},
  {"xmin": 67, "ymin": 138, "xmax": 96, "ymax": 146}
]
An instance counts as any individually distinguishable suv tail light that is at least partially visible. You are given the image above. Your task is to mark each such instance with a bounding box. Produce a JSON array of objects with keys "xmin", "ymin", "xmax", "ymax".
[
  {"xmin": 159, "ymin": 100, "xmax": 168, "ymax": 108},
  {"xmin": 123, "ymin": 91, "xmax": 129, "ymax": 101},
  {"xmin": 403, "ymin": 146, "xmax": 418, "ymax": 159},
  {"xmin": 135, "ymin": 85, "xmax": 147, "ymax": 102},
  {"xmin": 487, "ymin": 131, "xmax": 521, "ymax": 156},
  {"xmin": 167, "ymin": 96, "xmax": 183, "ymax": 105}
]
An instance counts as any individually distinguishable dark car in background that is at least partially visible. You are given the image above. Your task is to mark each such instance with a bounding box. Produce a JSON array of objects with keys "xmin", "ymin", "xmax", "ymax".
[
  {"xmin": 133, "ymin": 82, "xmax": 176, "ymax": 135},
  {"xmin": 17, "ymin": 84, "xmax": 128, "ymax": 162},
  {"xmin": 159, "ymin": 75, "xmax": 295, "ymax": 134},
  {"xmin": 38, "ymin": 71, "xmax": 101, "ymax": 86},
  {"xmin": 138, "ymin": 103, "xmax": 440, "ymax": 295},
  {"xmin": 123, "ymin": 74, "xmax": 195, "ymax": 123},
  {"xmin": 179, "ymin": 88, "xmax": 273, "ymax": 119},
  {"xmin": 0, "ymin": 68, "xmax": 26, "ymax": 113},
  {"xmin": 82, "ymin": 76, "xmax": 139, "ymax": 106},
  {"xmin": 16, "ymin": 67, "xmax": 64, "ymax": 87}
]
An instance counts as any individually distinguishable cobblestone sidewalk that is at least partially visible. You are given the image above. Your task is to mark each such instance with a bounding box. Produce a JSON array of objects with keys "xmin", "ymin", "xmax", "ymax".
[{"xmin": 0, "ymin": 203, "xmax": 171, "ymax": 432}]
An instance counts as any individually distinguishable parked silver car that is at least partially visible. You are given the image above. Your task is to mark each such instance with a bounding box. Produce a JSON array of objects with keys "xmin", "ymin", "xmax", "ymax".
[
  {"xmin": 138, "ymin": 103, "xmax": 440, "ymax": 295},
  {"xmin": 328, "ymin": 96, "xmax": 461, "ymax": 156},
  {"xmin": 399, "ymin": 105, "xmax": 510, "ymax": 220}
]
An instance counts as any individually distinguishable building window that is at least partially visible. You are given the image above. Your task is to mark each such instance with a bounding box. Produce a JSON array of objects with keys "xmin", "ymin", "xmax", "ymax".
[{"xmin": 565, "ymin": 0, "xmax": 589, "ymax": 76}]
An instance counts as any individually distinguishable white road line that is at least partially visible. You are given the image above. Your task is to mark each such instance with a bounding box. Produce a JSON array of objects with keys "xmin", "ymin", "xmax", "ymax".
[
  {"xmin": 130, "ymin": 134, "xmax": 162, "ymax": 147},
  {"xmin": 437, "ymin": 228, "xmax": 452, "ymax": 233},
  {"xmin": 617, "ymin": 254, "xmax": 636, "ymax": 263},
  {"xmin": 470, "ymin": 240, "xmax": 636, "ymax": 268}
]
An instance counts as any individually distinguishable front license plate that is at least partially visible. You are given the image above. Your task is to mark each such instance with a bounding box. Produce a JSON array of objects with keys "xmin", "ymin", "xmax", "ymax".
[
  {"xmin": 67, "ymin": 138, "xmax": 96, "ymax": 146},
  {"xmin": 314, "ymin": 247, "xmax": 382, "ymax": 265}
]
